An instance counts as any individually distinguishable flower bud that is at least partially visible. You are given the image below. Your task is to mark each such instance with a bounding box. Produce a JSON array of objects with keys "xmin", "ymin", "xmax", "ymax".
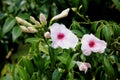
[
  {"xmin": 35, "ymin": 21, "xmax": 41, "ymax": 27},
  {"xmin": 19, "ymin": 26, "xmax": 29, "ymax": 33},
  {"xmin": 71, "ymin": 8, "xmax": 77, "ymax": 12},
  {"xmin": 39, "ymin": 13, "xmax": 47, "ymax": 25},
  {"xmin": 30, "ymin": 16, "xmax": 41, "ymax": 27},
  {"xmin": 44, "ymin": 31, "xmax": 50, "ymax": 38},
  {"xmin": 30, "ymin": 16, "xmax": 36, "ymax": 23},
  {"xmin": 51, "ymin": 8, "xmax": 70, "ymax": 21},
  {"xmin": 16, "ymin": 17, "xmax": 33, "ymax": 27},
  {"xmin": 27, "ymin": 27, "xmax": 38, "ymax": 33},
  {"xmin": 76, "ymin": 61, "xmax": 91, "ymax": 73}
]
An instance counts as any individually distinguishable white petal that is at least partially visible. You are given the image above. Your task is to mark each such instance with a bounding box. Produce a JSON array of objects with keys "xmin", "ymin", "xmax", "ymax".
[
  {"xmin": 91, "ymin": 40, "xmax": 107, "ymax": 53},
  {"xmin": 81, "ymin": 43, "xmax": 92, "ymax": 56}
]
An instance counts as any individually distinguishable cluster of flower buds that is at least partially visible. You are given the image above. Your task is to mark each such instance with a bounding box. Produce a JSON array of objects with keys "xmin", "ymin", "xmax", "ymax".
[{"xmin": 16, "ymin": 13, "xmax": 47, "ymax": 33}]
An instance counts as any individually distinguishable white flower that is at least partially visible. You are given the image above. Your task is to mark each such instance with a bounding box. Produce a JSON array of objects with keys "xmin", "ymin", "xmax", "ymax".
[
  {"xmin": 76, "ymin": 61, "xmax": 91, "ymax": 73},
  {"xmin": 50, "ymin": 23, "xmax": 78, "ymax": 49},
  {"xmin": 81, "ymin": 34, "xmax": 107, "ymax": 56}
]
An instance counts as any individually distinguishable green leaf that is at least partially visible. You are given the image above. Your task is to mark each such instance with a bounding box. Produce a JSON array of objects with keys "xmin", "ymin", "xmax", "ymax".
[
  {"xmin": 103, "ymin": 55, "xmax": 115, "ymax": 78},
  {"xmin": 49, "ymin": 47, "xmax": 56, "ymax": 70},
  {"xmin": 22, "ymin": 57, "xmax": 34, "ymax": 76},
  {"xmin": 39, "ymin": 41, "xmax": 49, "ymax": 54},
  {"xmin": 68, "ymin": 53, "xmax": 79, "ymax": 70},
  {"xmin": 0, "ymin": 13, "xmax": 7, "ymax": 20},
  {"xmin": 95, "ymin": 25, "xmax": 103, "ymax": 38},
  {"xmin": 52, "ymin": 69, "xmax": 62, "ymax": 80},
  {"xmin": 72, "ymin": 29, "xmax": 83, "ymax": 37},
  {"xmin": 57, "ymin": 52, "xmax": 70, "ymax": 65},
  {"xmin": 57, "ymin": 51, "xmax": 72, "ymax": 70},
  {"xmin": 66, "ymin": 72, "xmax": 74, "ymax": 80},
  {"xmin": 1, "ymin": 74, "xmax": 12, "ymax": 80},
  {"xmin": 12, "ymin": 26, "xmax": 22, "ymax": 42},
  {"xmin": 81, "ymin": 0, "xmax": 88, "ymax": 12},
  {"xmin": 91, "ymin": 21, "xmax": 99, "ymax": 32},
  {"xmin": 16, "ymin": 65, "xmax": 30, "ymax": 80},
  {"xmin": 71, "ymin": 20, "xmax": 80, "ymax": 30},
  {"xmin": 33, "ymin": 54, "xmax": 44, "ymax": 71},
  {"xmin": 2, "ymin": 17, "xmax": 16, "ymax": 35},
  {"xmin": 112, "ymin": 0, "xmax": 120, "ymax": 11},
  {"xmin": 102, "ymin": 26, "xmax": 111, "ymax": 43},
  {"xmin": 112, "ymin": 23, "xmax": 120, "ymax": 37},
  {"xmin": 25, "ymin": 37, "xmax": 40, "ymax": 44}
]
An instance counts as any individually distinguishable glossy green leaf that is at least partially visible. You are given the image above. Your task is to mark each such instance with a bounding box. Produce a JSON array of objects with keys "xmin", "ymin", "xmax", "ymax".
[
  {"xmin": 102, "ymin": 26, "xmax": 111, "ymax": 43},
  {"xmin": 39, "ymin": 41, "xmax": 49, "ymax": 54},
  {"xmin": 91, "ymin": 21, "xmax": 99, "ymax": 32},
  {"xmin": 66, "ymin": 72, "xmax": 74, "ymax": 80},
  {"xmin": 95, "ymin": 25, "xmax": 103, "ymax": 38},
  {"xmin": 2, "ymin": 17, "xmax": 16, "ymax": 35},
  {"xmin": 112, "ymin": 24, "xmax": 120, "ymax": 37},
  {"xmin": 16, "ymin": 65, "xmax": 30, "ymax": 80},
  {"xmin": 12, "ymin": 26, "xmax": 22, "ymax": 42},
  {"xmin": 82, "ymin": 0, "xmax": 88, "ymax": 12},
  {"xmin": 25, "ymin": 37, "xmax": 40, "ymax": 44},
  {"xmin": 72, "ymin": 29, "xmax": 83, "ymax": 37},
  {"xmin": 103, "ymin": 55, "xmax": 115, "ymax": 78},
  {"xmin": 52, "ymin": 69, "xmax": 62, "ymax": 80},
  {"xmin": 57, "ymin": 52, "xmax": 70, "ymax": 65},
  {"xmin": 112, "ymin": 0, "xmax": 120, "ymax": 11},
  {"xmin": 71, "ymin": 21, "xmax": 80, "ymax": 30},
  {"xmin": 33, "ymin": 54, "xmax": 44, "ymax": 71},
  {"xmin": 0, "ymin": 13, "xmax": 7, "ymax": 20},
  {"xmin": 22, "ymin": 57, "xmax": 34, "ymax": 76},
  {"xmin": 1, "ymin": 74, "xmax": 12, "ymax": 80},
  {"xmin": 49, "ymin": 47, "xmax": 56, "ymax": 70}
]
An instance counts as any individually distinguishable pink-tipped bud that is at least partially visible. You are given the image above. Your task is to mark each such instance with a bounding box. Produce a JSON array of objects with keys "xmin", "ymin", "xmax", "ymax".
[
  {"xmin": 27, "ymin": 27, "xmax": 38, "ymax": 33},
  {"xmin": 44, "ymin": 31, "xmax": 50, "ymax": 38},
  {"xmin": 30, "ymin": 16, "xmax": 41, "ymax": 27},
  {"xmin": 19, "ymin": 26, "xmax": 29, "ymax": 33},
  {"xmin": 39, "ymin": 13, "xmax": 47, "ymax": 25}
]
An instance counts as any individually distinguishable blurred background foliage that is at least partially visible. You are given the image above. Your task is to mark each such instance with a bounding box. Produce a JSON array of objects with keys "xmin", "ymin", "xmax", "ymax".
[{"xmin": 0, "ymin": 0, "xmax": 120, "ymax": 80}]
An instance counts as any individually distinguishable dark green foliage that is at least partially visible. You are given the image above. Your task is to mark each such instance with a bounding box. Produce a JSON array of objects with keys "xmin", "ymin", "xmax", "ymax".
[{"xmin": 0, "ymin": 0, "xmax": 120, "ymax": 80}]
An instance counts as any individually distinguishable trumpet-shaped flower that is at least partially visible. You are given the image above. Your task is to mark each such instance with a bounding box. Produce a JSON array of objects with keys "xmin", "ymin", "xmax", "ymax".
[
  {"xmin": 81, "ymin": 34, "xmax": 107, "ymax": 56},
  {"xmin": 50, "ymin": 23, "xmax": 78, "ymax": 49},
  {"xmin": 76, "ymin": 61, "xmax": 91, "ymax": 73}
]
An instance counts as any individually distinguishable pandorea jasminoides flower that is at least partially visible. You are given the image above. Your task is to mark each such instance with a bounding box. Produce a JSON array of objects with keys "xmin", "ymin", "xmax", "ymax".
[
  {"xmin": 81, "ymin": 34, "xmax": 107, "ymax": 56},
  {"xmin": 76, "ymin": 61, "xmax": 91, "ymax": 73},
  {"xmin": 50, "ymin": 23, "xmax": 78, "ymax": 49}
]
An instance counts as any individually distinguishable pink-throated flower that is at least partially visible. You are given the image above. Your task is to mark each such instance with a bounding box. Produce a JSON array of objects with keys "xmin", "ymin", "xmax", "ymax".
[
  {"xmin": 81, "ymin": 34, "xmax": 107, "ymax": 56},
  {"xmin": 50, "ymin": 23, "xmax": 78, "ymax": 49},
  {"xmin": 76, "ymin": 61, "xmax": 91, "ymax": 73}
]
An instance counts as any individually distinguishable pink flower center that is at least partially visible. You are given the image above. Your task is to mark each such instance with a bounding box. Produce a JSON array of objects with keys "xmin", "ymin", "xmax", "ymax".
[
  {"xmin": 89, "ymin": 41, "xmax": 95, "ymax": 47},
  {"xmin": 57, "ymin": 33, "xmax": 65, "ymax": 40}
]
